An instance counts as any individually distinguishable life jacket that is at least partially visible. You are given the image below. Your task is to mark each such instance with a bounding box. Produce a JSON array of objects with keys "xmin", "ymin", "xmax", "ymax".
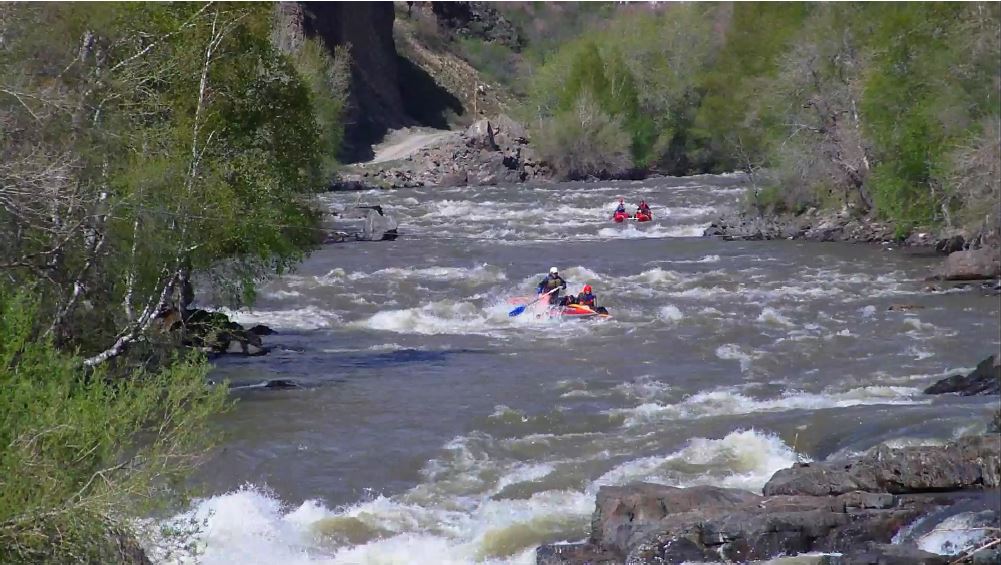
[
  {"xmin": 540, "ymin": 275, "xmax": 565, "ymax": 292},
  {"xmin": 577, "ymin": 292, "xmax": 596, "ymax": 307}
]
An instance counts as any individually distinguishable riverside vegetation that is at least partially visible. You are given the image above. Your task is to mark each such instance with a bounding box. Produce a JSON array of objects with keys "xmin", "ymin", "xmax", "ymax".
[
  {"xmin": 0, "ymin": 3, "xmax": 347, "ymax": 561},
  {"xmin": 503, "ymin": 2, "xmax": 999, "ymax": 239},
  {"xmin": 2, "ymin": 2, "xmax": 999, "ymax": 563}
]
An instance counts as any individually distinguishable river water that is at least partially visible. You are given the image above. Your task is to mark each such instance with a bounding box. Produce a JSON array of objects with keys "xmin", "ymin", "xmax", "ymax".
[{"xmin": 154, "ymin": 175, "xmax": 1000, "ymax": 564}]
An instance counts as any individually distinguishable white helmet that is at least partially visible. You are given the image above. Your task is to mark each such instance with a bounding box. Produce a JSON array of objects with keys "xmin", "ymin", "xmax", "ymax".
[{"xmin": 549, "ymin": 266, "xmax": 558, "ymax": 275}]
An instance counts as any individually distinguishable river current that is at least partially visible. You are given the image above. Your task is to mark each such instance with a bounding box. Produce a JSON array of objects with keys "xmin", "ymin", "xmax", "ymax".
[{"xmin": 152, "ymin": 175, "xmax": 1000, "ymax": 564}]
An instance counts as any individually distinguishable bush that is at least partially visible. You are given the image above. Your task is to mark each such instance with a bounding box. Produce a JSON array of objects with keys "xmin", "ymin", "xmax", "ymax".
[
  {"xmin": 534, "ymin": 92, "xmax": 633, "ymax": 180},
  {"xmin": 0, "ymin": 291, "xmax": 229, "ymax": 564}
]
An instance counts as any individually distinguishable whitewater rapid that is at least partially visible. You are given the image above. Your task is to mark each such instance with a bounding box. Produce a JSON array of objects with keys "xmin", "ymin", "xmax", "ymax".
[{"xmin": 161, "ymin": 176, "xmax": 999, "ymax": 563}]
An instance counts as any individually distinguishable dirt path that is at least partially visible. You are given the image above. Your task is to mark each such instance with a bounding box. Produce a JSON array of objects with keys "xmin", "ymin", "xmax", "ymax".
[{"xmin": 366, "ymin": 128, "xmax": 459, "ymax": 164}]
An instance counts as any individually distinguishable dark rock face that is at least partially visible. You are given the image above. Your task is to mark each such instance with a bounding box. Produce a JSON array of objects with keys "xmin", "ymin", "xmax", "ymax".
[
  {"xmin": 273, "ymin": 2, "xmax": 470, "ymax": 162},
  {"xmin": 924, "ymin": 355, "xmax": 1001, "ymax": 396},
  {"xmin": 429, "ymin": 2, "xmax": 523, "ymax": 50},
  {"xmin": 537, "ymin": 437, "xmax": 1001, "ymax": 565},
  {"xmin": 762, "ymin": 435, "xmax": 1001, "ymax": 497}
]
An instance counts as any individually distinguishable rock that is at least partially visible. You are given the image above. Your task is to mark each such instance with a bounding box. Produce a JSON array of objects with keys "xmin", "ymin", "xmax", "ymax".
[
  {"xmin": 936, "ymin": 247, "xmax": 1001, "ymax": 280},
  {"xmin": 247, "ymin": 324, "xmax": 277, "ymax": 336},
  {"xmin": 590, "ymin": 483, "xmax": 761, "ymax": 556},
  {"xmin": 924, "ymin": 355, "xmax": 1001, "ymax": 396},
  {"xmin": 263, "ymin": 379, "xmax": 299, "ymax": 390},
  {"xmin": 625, "ymin": 492, "xmax": 934, "ymax": 563},
  {"xmin": 540, "ymin": 437, "xmax": 1001, "ymax": 565},
  {"xmin": 535, "ymin": 543, "xmax": 619, "ymax": 565},
  {"xmin": 888, "ymin": 304, "xmax": 924, "ymax": 311},
  {"xmin": 491, "ymin": 113, "xmax": 529, "ymax": 146},
  {"xmin": 935, "ymin": 234, "xmax": 966, "ymax": 254},
  {"xmin": 465, "ymin": 119, "xmax": 498, "ymax": 150},
  {"xmin": 763, "ymin": 435, "xmax": 1001, "ymax": 496},
  {"xmin": 839, "ymin": 542, "xmax": 950, "ymax": 565}
]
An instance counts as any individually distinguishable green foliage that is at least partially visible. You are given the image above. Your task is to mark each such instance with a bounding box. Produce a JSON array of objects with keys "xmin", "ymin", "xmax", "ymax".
[
  {"xmin": 457, "ymin": 37, "xmax": 522, "ymax": 94},
  {"xmin": 0, "ymin": 2, "xmax": 336, "ymax": 355},
  {"xmin": 535, "ymin": 92, "xmax": 633, "ymax": 180},
  {"xmin": 519, "ymin": 2, "xmax": 998, "ymax": 233},
  {"xmin": 0, "ymin": 290, "xmax": 229, "ymax": 563},
  {"xmin": 289, "ymin": 39, "xmax": 351, "ymax": 176}
]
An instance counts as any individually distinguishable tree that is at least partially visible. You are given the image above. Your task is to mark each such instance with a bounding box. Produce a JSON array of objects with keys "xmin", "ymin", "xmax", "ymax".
[{"xmin": 0, "ymin": 3, "xmax": 329, "ymax": 362}]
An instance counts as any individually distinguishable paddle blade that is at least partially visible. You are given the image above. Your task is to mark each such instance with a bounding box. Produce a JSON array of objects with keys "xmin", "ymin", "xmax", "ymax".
[{"xmin": 508, "ymin": 305, "xmax": 527, "ymax": 317}]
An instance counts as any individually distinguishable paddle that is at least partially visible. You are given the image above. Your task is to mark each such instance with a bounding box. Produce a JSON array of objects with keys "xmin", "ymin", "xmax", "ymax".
[{"xmin": 508, "ymin": 287, "xmax": 559, "ymax": 317}]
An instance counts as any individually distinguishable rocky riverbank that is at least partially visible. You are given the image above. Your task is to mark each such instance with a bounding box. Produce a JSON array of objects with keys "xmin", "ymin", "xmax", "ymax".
[
  {"xmin": 333, "ymin": 114, "xmax": 551, "ymax": 190},
  {"xmin": 537, "ymin": 435, "xmax": 1001, "ymax": 564},
  {"xmin": 703, "ymin": 208, "xmax": 1001, "ymax": 282}
]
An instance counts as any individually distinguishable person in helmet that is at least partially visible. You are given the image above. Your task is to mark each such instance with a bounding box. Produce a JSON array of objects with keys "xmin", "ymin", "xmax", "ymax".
[
  {"xmin": 576, "ymin": 284, "xmax": 597, "ymax": 308},
  {"xmin": 614, "ymin": 198, "xmax": 627, "ymax": 216},
  {"xmin": 536, "ymin": 266, "xmax": 567, "ymax": 305},
  {"xmin": 636, "ymin": 200, "xmax": 652, "ymax": 218}
]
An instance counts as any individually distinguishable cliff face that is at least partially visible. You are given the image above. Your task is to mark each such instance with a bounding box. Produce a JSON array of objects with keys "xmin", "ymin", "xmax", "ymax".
[
  {"xmin": 274, "ymin": 2, "xmax": 516, "ymax": 164},
  {"xmin": 274, "ymin": 2, "xmax": 412, "ymax": 162}
]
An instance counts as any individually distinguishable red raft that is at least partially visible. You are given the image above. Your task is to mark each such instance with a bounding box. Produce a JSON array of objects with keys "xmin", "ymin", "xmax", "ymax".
[
  {"xmin": 549, "ymin": 304, "xmax": 611, "ymax": 319},
  {"xmin": 613, "ymin": 211, "xmax": 630, "ymax": 223},
  {"xmin": 634, "ymin": 211, "xmax": 652, "ymax": 222}
]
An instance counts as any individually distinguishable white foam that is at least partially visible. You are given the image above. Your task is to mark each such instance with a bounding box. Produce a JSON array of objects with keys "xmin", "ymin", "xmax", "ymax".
[
  {"xmin": 715, "ymin": 344, "xmax": 755, "ymax": 372},
  {"xmin": 917, "ymin": 512, "xmax": 991, "ymax": 555},
  {"xmin": 595, "ymin": 429, "xmax": 802, "ymax": 492},
  {"xmin": 612, "ymin": 386, "xmax": 926, "ymax": 426},
  {"xmin": 658, "ymin": 305, "xmax": 684, "ymax": 323},
  {"xmin": 757, "ymin": 307, "xmax": 795, "ymax": 327},
  {"xmin": 219, "ymin": 306, "xmax": 340, "ymax": 331}
]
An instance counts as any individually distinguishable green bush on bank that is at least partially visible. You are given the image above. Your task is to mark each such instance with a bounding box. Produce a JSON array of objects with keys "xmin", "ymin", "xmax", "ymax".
[{"xmin": 0, "ymin": 291, "xmax": 228, "ymax": 564}]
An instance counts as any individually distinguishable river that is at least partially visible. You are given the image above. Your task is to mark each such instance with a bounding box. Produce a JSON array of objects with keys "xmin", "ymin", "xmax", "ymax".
[{"xmin": 152, "ymin": 175, "xmax": 1000, "ymax": 564}]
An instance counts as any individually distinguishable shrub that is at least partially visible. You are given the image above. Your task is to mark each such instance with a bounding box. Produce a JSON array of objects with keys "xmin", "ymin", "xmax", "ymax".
[
  {"xmin": 534, "ymin": 92, "xmax": 633, "ymax": 180},
  {"xmin": 0, "ymin": 291, "xmax": 229, "ymax": 564}
]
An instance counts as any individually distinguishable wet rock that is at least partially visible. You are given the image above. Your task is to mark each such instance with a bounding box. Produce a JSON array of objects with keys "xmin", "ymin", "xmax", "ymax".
[
  {"xmin": 535, "ymin": 543, "xmax": 619, "ymax": 565},
  {"xmin": 935, "ymin": 234, "xmax": 966, "ymax": 254},
  {"xmin": 924, "ymin": 355, "xmax": 1001, "ymax": 396},
  {"xmin": 590, "ymin": 483, "xmax": 760, "ymax": 556},
  {"xmin": 839, "ymin": 542, "xmax": 949, "ymax": 565},
  {"xmin": 263, "ymin": 379, "xmax": 299, "ymax": 390},
  {"xmin": 247, "ymin": 324, "xmax": 277, "ymax": 336},
  {"xmin": 762, "ymin": 435, "xmax": 1001, "ymax": 496},
  {"xmin": 538, "ymin": 437, "xmax": 1001, "ymax": 565},
  {"xmin": 935, "ymin": 246, "xmax": 1001, "ymax": 280},
  {"xmin": 888, "ymin": 304, "xmax": 925, "ymax": 311}
]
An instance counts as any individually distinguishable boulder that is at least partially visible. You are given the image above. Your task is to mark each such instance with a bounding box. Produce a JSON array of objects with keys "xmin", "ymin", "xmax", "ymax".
[
  {"xmin": 935, "ymin": 234, "xmax": 966, "ymax": 254},
  {"xmin": 491, "ymin": 114, "xmax": 529, "ymax": 146},
  {"xmin": 538, "ymin": 437, "xmax": 1001, "ymax": 565},
  {"xmin": 247, "ymin": 324, "xmax": 277, "ymax": 336},
  {"xmin": 465, "ymin": 118, "xmax": 498, "ymax": 150},
  {"xmin": 935, "ymin": 247, "xmax": 1001, "ymax": 280},
  {"xmin": 589, "ymin": 483, "xmax": 760, "ymax": 556},
  {"xmin": 924, "ymin": 355, "xmax": 1001, "ymax": 396},
  {"xmin": 763, "ymin": 435, "xmax": 1001, "ymax": 496}
]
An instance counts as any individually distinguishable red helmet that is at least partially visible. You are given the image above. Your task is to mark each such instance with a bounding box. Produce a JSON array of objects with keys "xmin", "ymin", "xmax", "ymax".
[{"xmin": 582, "ymin": 284, "xmax": 592, "ymax": 293}]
